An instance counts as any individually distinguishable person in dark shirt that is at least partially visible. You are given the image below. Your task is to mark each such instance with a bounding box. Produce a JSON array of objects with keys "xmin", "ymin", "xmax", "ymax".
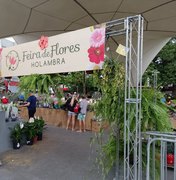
[
  {"xmin": 65, "ymin": 94, "xmax": 78, "ymax": 131},
  {"xmin": 20, "ymin": 91, "xmax": 37, "ymax": 119}
]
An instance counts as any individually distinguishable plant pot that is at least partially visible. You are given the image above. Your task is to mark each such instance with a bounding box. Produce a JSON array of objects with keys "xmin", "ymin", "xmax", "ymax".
[
  {"xmin": 37, "ymin": 132, "xmax": 43, "ymax": 141},
  {"xmin": 33, "ymin": 136, "xmax": 38, "ymax": 144},
  {"xmin": 26, "ymin": 138, "xmax": 34, "ymax": 145},
  {"xmin": 12, "ymin": 141, "xmax": 21, "ymax": 149}
]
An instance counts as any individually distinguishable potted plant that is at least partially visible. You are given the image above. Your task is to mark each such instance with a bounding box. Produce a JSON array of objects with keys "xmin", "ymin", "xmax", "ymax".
[
  {"xmin": 24, "ymin": 121, "xmax": 37, "ymax": 145},
  {"xmin": 35, "ymin": 117, "xmax": 46, "ymax": 141},
  {"xmin": 10, "ymin": 123, "xmax": 23, "ymax": 149}
]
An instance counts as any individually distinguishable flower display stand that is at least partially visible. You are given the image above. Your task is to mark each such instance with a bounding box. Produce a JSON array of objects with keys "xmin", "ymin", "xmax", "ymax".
[{"xmin": 19, "ymin": 108, "xmax": 108, "ymax": 132}]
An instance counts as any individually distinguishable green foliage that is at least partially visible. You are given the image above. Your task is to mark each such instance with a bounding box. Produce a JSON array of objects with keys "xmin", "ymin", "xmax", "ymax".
[
  {"xmin": 142, "ymin": 64, "xmax": 156, "ymax": 87},
  {"xmin": 19, "ymin": 72, "xmax": 96, "ymax": 97},
  {"xmin": 24, "ymin": 122, "xmax": 37, "ymax": 140},
  {"xmin": 92, "ymin": 58, "xmax": 172, "ymax": 178},
  {"xmin": 10, "ymin": 118, "xmax": 46, "ymax": 145},
  {"xmin": 96, "ymin": 133, "xmax": 116, "ymax": 178},
  {"xmin": 34, "ymin": 117, "xmax": 46, "ymax": 134},
  {"xmin": 155, "ymin": 40, "xmax": 176, "ymax": 86},
  {"xmin": 20, "ymin": 74, "xmax": 52, "ymax": 93},
  {"xmin": 20, "ymin": 74, "xmax": 63, "ymax": 99},
  {"xmin": 93, "ymin": 58, "xmax": 125, "ymax": 125},
  {"xmin": 57, "ymin": 72, "xmax": 83, "ymax": 93},
  {"xmin": 141, "ymin": 88, "xmax": 171, "ymax": 131},
  {"xmin": 92, "ymin": 58, "xmax": 125, "ymax": 177},
  {"xmin": 19, "ymin": 71, "xmax": 97, "ymax": 97},
  {"xmin": 10, "ymin": 124, "xmax": 23, "ymax": 142},
  {"xmin": 59, "ymin": 71, "xmax": 98, "ymax": 94},
  {"xmin": 143, "ymin": 38, "xmax": 176, "ymax": 87}
]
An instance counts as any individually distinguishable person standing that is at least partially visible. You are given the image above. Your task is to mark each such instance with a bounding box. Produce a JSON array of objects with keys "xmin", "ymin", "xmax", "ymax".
[
  {"xmin": 77, "ymin": 95, "xmax": 88, "ymax": 132},
  {"xmin": 20, "ymin": 91, "xmax": 37, "ymax": 119},
  {"xmin": 65, "ymin": 94, "xmax": 78, "ymax": 131}
]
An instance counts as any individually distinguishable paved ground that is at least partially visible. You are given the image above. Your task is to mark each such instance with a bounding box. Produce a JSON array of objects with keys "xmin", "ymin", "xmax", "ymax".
[
  {"xmin": 0, "ymin": 125, "xmax": 115, "ymax": 180},
  {"xmin": 0, "ymin": 125, "xmax": 175, "ymax": 180}
]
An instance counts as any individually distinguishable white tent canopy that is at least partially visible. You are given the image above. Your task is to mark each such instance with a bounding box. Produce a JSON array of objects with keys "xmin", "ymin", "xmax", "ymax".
[{"xmin": 0, "ymin": 0, "xmax": 176, "ymax": 74}]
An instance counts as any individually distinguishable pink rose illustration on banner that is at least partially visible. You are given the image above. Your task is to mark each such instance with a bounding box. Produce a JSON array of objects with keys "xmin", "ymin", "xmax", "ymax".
[
  {"xmin": 90, "ymin": 28, "xmax": 105, "ymax": 47},
  {"xmin": 9, "ymin": 57, "xmax": 16, "ymax": 65},
  {"xmin": 88, "ymin": 26, "xmax": 105, "ymax": 65},
  {"xmin": 8, "ymin": 56, "xmax": 17, "ymax": 70},
  {"xmin": 6, "ymin": 50, "xmax": 19, "ymax": 71},
  {"xmin": 39, "ymin": 35, "xmax": 48, "ymax": 50},
  {"xmin": 88, "ymin": 44, "xmax": 105, "ymax": 64}
]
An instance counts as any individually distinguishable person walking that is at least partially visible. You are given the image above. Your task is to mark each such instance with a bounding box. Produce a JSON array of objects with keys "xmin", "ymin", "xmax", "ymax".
[
  {"xmin": 77, "ymin": 95, "xmax": 88, "ymax": 132},
  {"xmin": 65, "ymin": 94, "xmax": 78, "ymax": 131},
  {"xmin": 19, "ymin": 91, "xmax": 37, "ymax": 119}
]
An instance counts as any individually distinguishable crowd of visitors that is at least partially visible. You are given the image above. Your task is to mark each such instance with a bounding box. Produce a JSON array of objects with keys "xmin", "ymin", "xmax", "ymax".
[
  {"xmin": 17, "ymin": 91, "xmax": 89, "ymax": 132},
  {"xmin": 0, "ymin": 88, "xmax": 89, "ymax": 132}
]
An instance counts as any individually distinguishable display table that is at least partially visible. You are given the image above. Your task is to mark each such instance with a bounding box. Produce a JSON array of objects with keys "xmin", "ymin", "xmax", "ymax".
[{"xmin": 19, "ymin": 107, "xmax": 95, "ymax": 131}]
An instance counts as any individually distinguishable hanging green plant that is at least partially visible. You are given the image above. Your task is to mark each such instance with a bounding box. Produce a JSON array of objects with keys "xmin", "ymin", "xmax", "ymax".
[
  {"xmin": 92, "ymin": 57, "xmax": 172, "ymax": 178},
  {"xmin": 92, "ymin": 57, "xmax": 125, "ymax": 125},
  {"xmin": 19, "ymin": 74, "xmax": 63, "ymax": 99}
]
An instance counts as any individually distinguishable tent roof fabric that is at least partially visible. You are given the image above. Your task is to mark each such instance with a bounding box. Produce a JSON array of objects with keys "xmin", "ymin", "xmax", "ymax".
[
  {"xmin": 0, "ymin": 0, "xmax": 175, "ymax": 40},
  {"xmin": 0, "ymin": 0, "xmax": 176, "ymax": 77}
]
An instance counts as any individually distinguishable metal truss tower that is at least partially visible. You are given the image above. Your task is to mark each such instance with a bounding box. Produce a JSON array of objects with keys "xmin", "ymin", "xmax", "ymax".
[{"xmin": 106, "ymin": 15, "xmax": 144, "ymax": 180}]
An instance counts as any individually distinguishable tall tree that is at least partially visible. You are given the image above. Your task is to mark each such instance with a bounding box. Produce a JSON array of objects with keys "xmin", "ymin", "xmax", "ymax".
[
  {"xmin": 143, "ymin": 38, "xmax": 176, "ymax": 91},
  {"xmin": 59, "ymin": 71, "xmax": 96, "ymax": 95},
  {"xmin": 154, "ymin": 40, "xmax": 176, "ymax": 85}
]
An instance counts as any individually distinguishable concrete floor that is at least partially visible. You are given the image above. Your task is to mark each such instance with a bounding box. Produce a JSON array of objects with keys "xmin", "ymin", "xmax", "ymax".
[
  {"xmin": 0, "ymin": 125, "xmax": 114, "ymax": 180},
  {"xmin": 0, "ymin": 125, "xmax": 174, "ymax": 180}
]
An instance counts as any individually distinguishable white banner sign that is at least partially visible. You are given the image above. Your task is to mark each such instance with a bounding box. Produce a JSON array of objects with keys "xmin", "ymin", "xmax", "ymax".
[{"xmin": 0, "ymin": 24, "xmax": 105, "ymax": 77}]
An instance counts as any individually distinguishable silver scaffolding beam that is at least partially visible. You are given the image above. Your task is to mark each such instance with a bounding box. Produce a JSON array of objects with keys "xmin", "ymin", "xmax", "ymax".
[
  {"xmin": 145, "ymin": 131, "xmax": 176, "ymax": 180},
  {"xmin": 106, "ymin": 15, "xmax": 144, "ymax": 180}
]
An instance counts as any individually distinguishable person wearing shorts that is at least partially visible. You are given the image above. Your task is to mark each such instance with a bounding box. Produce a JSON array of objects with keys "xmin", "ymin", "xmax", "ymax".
[
  {"xmin": 77, "ymin": 96, "xmax": 88, "ymax": 132},
  {"xmin": 65, "ymin": 94, "xmax": 78, "ymax": 131}
]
